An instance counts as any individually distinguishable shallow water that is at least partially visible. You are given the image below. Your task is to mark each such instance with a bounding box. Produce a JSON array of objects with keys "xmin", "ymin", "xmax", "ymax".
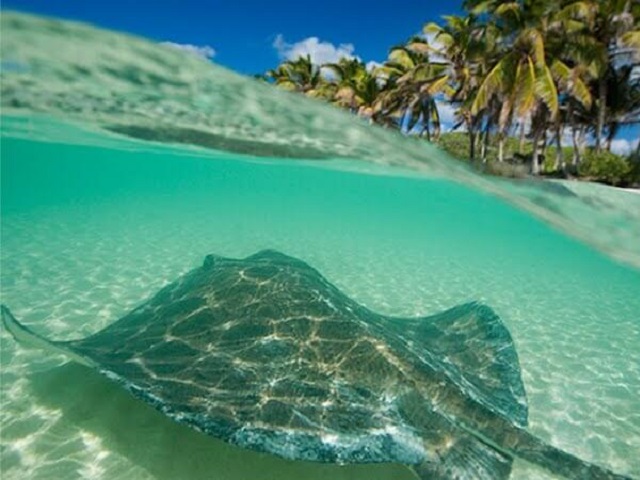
[
  {"xmin": 2, "ymin": 126, "xmax": 640, "ymax": 479},
  {"xmin": 1, "ymin": 10, "xmax": 640, "ymax": 480}
]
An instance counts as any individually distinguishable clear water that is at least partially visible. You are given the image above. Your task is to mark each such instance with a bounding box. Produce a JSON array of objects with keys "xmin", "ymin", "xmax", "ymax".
[{"xmin": 1, "ymin": 11, "xmax": 640, "ymax": 480}]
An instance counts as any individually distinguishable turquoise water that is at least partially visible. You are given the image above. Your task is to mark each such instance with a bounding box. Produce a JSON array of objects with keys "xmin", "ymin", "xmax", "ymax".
[
  {"xmin": 2, "ymin": 127, "xmax": 640, "ymax": 479},
  {"xmin": 1, "ymin": 10, "xmax": 640, "ymax": 480}
]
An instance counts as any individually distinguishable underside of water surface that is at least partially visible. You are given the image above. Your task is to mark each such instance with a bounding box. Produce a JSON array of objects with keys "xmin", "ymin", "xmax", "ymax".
[{"xmin": 1, "ymin": 10, "xmax": 640, "ymax": 480}]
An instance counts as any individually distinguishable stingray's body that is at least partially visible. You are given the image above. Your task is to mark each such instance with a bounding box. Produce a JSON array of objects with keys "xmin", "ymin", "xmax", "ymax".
[{"xmin": 1, "ymin": 250, "xmax": 628, "ymax": 479}]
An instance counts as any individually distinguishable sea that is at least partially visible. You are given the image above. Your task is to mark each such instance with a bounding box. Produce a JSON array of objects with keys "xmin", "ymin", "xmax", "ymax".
[{"xmin": 1, "ymin": 11, "xmax": 639, "ymax": 480}]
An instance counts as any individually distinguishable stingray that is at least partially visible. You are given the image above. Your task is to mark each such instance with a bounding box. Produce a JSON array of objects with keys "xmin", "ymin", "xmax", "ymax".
[{"xmin": 1, "ymin": 250, "xmax": 629, "ymax": 479}]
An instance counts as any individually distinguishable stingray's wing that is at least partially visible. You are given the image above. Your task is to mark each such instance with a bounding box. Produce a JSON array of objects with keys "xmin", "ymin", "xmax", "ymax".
[
  {"xmin": 371, "ymin": 303, "xmax": 524, "ymax": 480},
  {"xmin": 0, "ymin": 302, "xmax": 426, "ymax": 466},
  {"xmin": 387, "ymin": 302, "xmax": 528, "ymax": 428}
]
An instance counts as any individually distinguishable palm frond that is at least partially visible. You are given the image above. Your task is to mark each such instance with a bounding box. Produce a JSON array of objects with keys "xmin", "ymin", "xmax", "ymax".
[
  {"xmin": 495, "ymin": 2, "xmax": 520, "ymax": 20},
  {"xmin": 535, "ymin": 65, "xmax": 559, "ymax": 119},
  {"xmin": 556, "ymin": 1, "xmax": 596, "ymax": 26},
  {"xmin": 620, "ymin": 30, "xmax": 640, "ymax": 50},
  {"xmin": 472, "ymin": 55, "xmax": 510, "ymax": 114},
  {"xmin": 515, "ymin": 57, "xmax": 536, "ymax": 117},
  {"xmin": 388, "ymin": 48, "xmax": 416, "ymax": 70}
]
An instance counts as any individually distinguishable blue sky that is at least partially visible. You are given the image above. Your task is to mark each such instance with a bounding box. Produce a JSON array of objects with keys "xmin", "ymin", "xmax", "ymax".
[{"xmin": 3, "ymin": 0, "xmax": 462, "ymax": 75}]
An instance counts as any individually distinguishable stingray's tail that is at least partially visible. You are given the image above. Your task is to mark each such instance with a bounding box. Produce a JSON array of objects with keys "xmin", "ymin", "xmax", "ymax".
[
  {"xmin": 509, "ymin": 429, "xmax": 632, "ymax": 480},
  {"xmin": 2, "ymin": 304, "xmax": 56, "ymax": 349},
  {"xmin": 1, "ymin": 305, "xmax": 94, "ymax": 367},
  {"xmin": 407, "ymin": 420, "xmax": 631, "ymax": 480},
  {"xmin": 410, "ymin": 430, "xmax": 514, "ymax": 480}
]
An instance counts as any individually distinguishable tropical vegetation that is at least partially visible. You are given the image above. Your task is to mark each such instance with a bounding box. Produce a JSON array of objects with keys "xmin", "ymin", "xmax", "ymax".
[{"xmin": 261, "ymin": 0, "xmax": 640, "ymax": 187}]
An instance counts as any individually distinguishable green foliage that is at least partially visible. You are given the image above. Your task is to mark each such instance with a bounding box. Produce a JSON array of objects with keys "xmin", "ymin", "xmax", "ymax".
[
  {"xmin": 437, "ymin": 132, "xmax": 533, "ymax": 163},
  {"xmin": 438, "ymin": 133, "xmax": 637, "ymax": 187},
  {"xmin": 540, "ymin": 146, "xmax": 575, "ymax": 173},
  {"xmin": 437, "ymin": 132, "xmax": 470, "ymax": 160},
  {"xmin": 577, "ymin": 150, "xmax": 632, "ymax": 186},
  {"xmin": 625, "ymin": 155, "xmax": 640, "ymax": 187},
  {"xmin": 437, "ymin": 133, "xmax": 532, "ymax": 177}
]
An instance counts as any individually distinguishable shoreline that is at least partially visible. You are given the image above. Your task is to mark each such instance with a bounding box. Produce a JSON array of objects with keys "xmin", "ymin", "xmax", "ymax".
[{"xmin": 618, "ymin": 187, "xmax": 640, "ymax": 194}]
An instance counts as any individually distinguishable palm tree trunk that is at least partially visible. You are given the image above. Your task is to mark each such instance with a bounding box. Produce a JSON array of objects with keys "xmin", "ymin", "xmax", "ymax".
[
  {"xmin": 531, "ymin": 127, "xmax": 541, "ymax": 175},
  {"xmin": 595, "ymin": 76, "xmax": 607, "ymax": 153},
  {"xmin": 554, "ymin": 121, "xmax": 564, "ymax": 172},
  {"xmin": 518, "ymin": 122, "xmax": 526, "ymax": 154},
  {"xmin": 578, "ymin": 125, "xmax": 586, "ymax": 157},
  {"xmin": 468, "ymin": 119, "xmax": 476, "ymax": 161},
  {"xmin": 605, "ymin": 122, "xmax": 618, "ymax": 152},
  {"xmin": 481, "ymin": 118, "xmax": 491, "ymax": 163},
  {"xmin": 498, "ymin": 134, "xmax": 505, "ymax": 163},
  {"xmin": 469, "ymin": 131, "xmax": 476, "ymax": 161},
  {"xmin": 569, "ymin": 103, "xmax": 580, "ymax": 166},
  {"xmin": 481, "ymin": 130, "xmax": 489, "ymax": 162}
]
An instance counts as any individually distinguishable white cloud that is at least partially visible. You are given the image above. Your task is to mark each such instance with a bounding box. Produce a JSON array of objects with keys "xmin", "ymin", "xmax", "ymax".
[
  {"xmin": 365, "ymin": 60, "xmax": 382, "ymax": 72},
  {"xmin": 273, "ymin": 34, "xmax": 356, "ymax": 64},
  {"xmin": 161, "ymin": 41, "xmax": 216, "ymax": 59},
  {"xmin": 610, "ymin": 138, "xmax": 639, "ymax": 155}
]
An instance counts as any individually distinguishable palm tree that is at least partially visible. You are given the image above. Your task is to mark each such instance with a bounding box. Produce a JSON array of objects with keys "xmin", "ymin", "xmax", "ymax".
[
  {"xmin": 558, "ymin": 0, "xmax": 640, "ymax": 151},
  {"xmin": 323, "ymin": 58, "xmax": 366, "ymax": 111},
  {"xmin": 472, "ymin": 27, "xmax": 559, "ymax": 171},
  {"xmin": 265, "ymin": 55, "xmax": 333, "ymax": 98},
  {"xmin": 376, "ymin": 38, "xmax": 452, "ymax": 140},
  {"xmin": 321, "ymin": 58, "xmax": 385, "ymax": 120},
  {"xmin": 548, "ymin": 62, "xmax": 593, "ymax": 169},
  {"xmin": 604, "ymin": 64, "xmax": 640, "ymax": 150},
  {"xmin": 467, "ymin": 0, "xmax": 599, "ymax": 173},
  {"xmin": 546, "ymin": 22, "xmax": 594, "ymax": 169},
  {"xmin": 424, "ymin": 14, "xmax": 494, "ymax": 160},
  {"xmin": 352, "ymin": 69, "xmax": 386, "ymax": 122}
]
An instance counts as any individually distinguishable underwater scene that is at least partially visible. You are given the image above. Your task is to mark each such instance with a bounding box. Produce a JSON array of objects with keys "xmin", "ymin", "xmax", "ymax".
[{"xmin": 1, "ymin": 11, "xmax": 640, "ymax": 480}]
